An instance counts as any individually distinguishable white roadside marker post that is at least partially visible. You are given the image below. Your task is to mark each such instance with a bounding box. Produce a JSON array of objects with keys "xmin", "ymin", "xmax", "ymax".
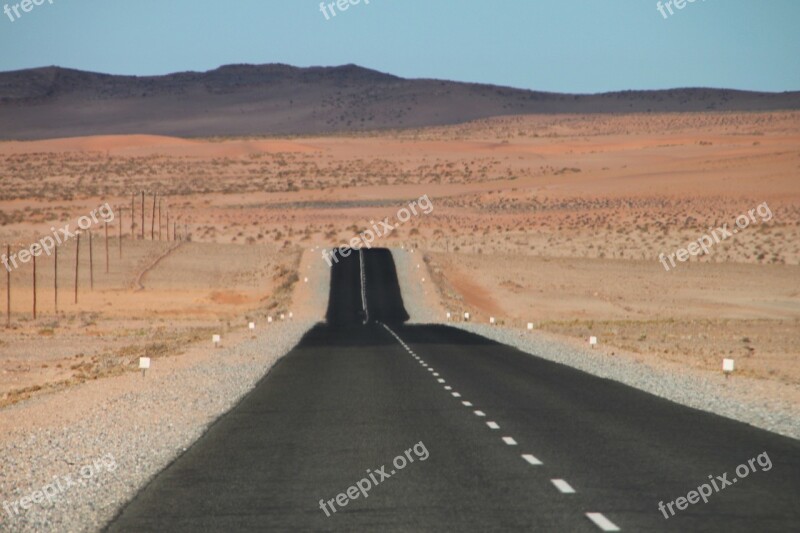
[
  {"xmin": 723, "ymin": 358, "xmax": 735, "ymax": 379},
  {"xmin": 490, "ymin": 317, "xmax": 495, "ymax": 325},
  {"xmin": 139, "ymin": 357, "xmax": 150, "ymax": 378},
  {"xmin": 464, "ymin": 312, "xmax": 470, "ymax": 322},
  {"xmin": 527, "ymin": 322, "xmax": 534, "ymax": 331},
  {"xmin": 213, "ymin": 334, "xmax": 221, "ymax": 348},
  {"xmin": 446, "ymin": 312, "xmax": 451, "ymax": 320},
  {"xmin": 268, "ymin": 316, "xmax": 273, "ymax": 324},
  {"xmin": 280, "ymin": 313, "xmax": 285, "ymax": 321},
  {"xmin": 249, "ymin": 322, "xmax": 255, "ymax": 330},
  {"xmin": 589, "ymin": 336, "xmax": 598, "ymax": 349}
]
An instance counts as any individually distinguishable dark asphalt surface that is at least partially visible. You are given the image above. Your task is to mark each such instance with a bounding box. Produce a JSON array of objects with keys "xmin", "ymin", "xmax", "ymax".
[{"xmin": 105, "ymin": 248, "xmax": 800, "ymax": 532}]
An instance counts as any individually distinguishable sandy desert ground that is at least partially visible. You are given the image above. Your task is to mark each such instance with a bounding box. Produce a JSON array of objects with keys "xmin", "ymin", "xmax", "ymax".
[{"xmin": 0, "ymin": 110, "xmax": 798, "ymax": 408}]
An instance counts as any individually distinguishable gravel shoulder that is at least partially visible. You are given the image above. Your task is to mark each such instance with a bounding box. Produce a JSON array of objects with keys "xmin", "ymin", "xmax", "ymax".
[
  {"xmin": 392, "ymin": 247, "xmax": 442, "ymax": 323},
  {"xmin": 0, "ymin": 320, "xmax": 315, "ymax": 533},
  {"xmin": 447, "ymin": 322, "xmax": 799, "ymax": 441}
]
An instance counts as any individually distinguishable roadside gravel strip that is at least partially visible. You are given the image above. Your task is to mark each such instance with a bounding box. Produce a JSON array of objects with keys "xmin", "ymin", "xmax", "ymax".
[
  {"xmin": 450, "ymin": 323, "xmax": 800, "ymax": 441},
  {"xmin": 0, "ymin": 320, "xmax": 315, "ymax": 533},
  {"xmin": 392, "ymin": 248, "xmax": 440, "ymax": 324}
]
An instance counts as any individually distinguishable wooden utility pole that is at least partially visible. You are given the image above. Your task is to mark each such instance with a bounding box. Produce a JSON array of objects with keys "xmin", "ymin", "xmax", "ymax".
[
  {"xmin": 54, "ymin": 244, "xmax": 58, "ymax": 314},
  {"xmin": 118, "ymin": 205, "xmax": 123, "ymax": 259},
  {"xmin": 166, "ymin": 211, "xmax": 170, "ymax": 242},
  {"xmin": 158, "ymin": 198, "xmax": 162, "ymax": 241},
  {"xmin": 32, "ymin": 253, "xmax": 36, "ymax": 319},
  {"xmin": 151, "ymin": 192, "xmax": 157, "ymax": 240},
  {"xmin": 5, "ymin": 244, "xmax": 9, "ymax": 327},
  {"xmin": 104, "ymin": 221, "xmax": 109, "ymax": 274},
  {"xmin": 140, "ymin": 191, "xmax": 145, "ymax": 240},
  {"xmin": 89, "ymin": 230, "xmax": 94, "ymax": 290},
  {"xmin": 74, "ymin": 233, "xmax": 80, "ymax": 304},
  {"xmin": 130, "ymin": 193, "xmax": 135, "ymax": 239}
]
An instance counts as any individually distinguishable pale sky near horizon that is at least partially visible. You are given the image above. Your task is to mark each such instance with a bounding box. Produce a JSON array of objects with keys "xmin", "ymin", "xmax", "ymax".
[{"xmin": 0, "ymin": 0, "xmax": 798, "ymax": 93}]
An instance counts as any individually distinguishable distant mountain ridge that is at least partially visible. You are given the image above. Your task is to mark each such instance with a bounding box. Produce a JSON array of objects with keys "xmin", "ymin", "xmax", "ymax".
[{"xmin": 0, "ymin": 63, "xmax": 798, "ymax": 140}]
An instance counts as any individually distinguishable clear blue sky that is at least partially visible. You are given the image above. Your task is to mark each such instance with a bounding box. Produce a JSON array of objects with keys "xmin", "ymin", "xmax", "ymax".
[{"xmin": 0, "ymin": 0, "xmax": 798, "ymax": 93}]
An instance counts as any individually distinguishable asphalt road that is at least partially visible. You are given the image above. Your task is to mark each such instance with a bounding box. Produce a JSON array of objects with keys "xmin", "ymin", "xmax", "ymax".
[{"xmin": 105, "ymin": 248, "xmax": 800, "ymax": 532}]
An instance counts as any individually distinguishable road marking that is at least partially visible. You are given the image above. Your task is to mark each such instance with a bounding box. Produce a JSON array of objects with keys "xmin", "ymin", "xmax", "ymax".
[
  {"xmin": 551, "ymin": 479, "xmax": 576, "ymax": 494},
  {"xmin": 522, "ymin": 454, "xmax": 543, "ymax": 465},
  {"xmin": 585, "ymin": 513, "xmax": 620, "ymax": 531},
  {"xmin": 358, "ymin": 249, "xmax": 369, "ymax": 324},
  {"xmin": 384, "ymin": 323, "xmax": 511, "ymax": 442}
]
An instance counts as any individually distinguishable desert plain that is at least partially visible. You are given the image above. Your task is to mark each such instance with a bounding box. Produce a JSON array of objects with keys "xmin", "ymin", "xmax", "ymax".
[{"xmin": 0, "ymin": 110, "xmax": 798, "ymax": 409}]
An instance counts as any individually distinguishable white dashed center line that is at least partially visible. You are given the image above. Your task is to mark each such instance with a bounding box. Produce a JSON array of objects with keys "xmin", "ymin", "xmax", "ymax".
[
  {"xmin": 378, "ymin": 321, "xmax": 623, "ymax": 531},
  {"xmin": 521, "ymin": 454, "xmax": 543, "ymax": 466},
  {"xmin": 586, "ymin": 513, "xmax": 621, "ymax": 531},
  {"xmin": 551, "ymin": 479, "xmax": 576, "ymax": 494}
]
